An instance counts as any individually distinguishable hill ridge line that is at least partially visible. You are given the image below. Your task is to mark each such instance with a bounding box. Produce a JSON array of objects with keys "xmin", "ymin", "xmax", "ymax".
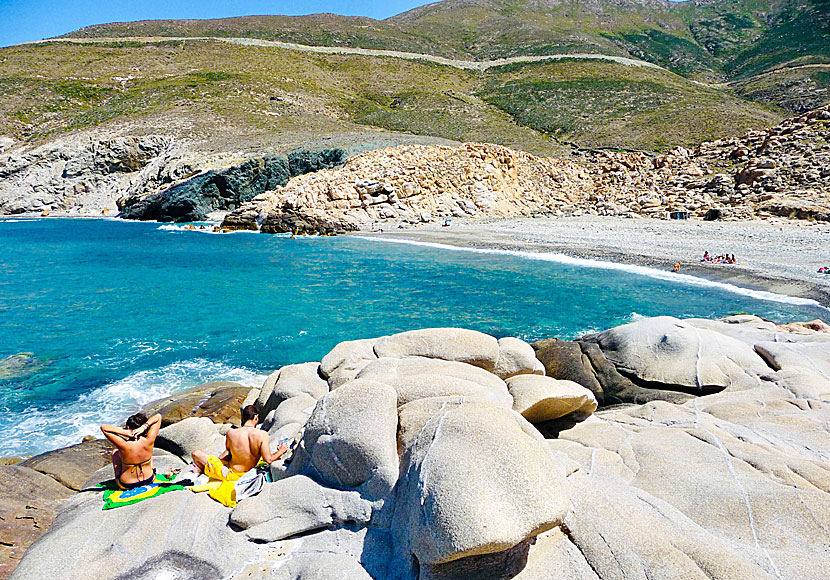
[{"xmin": 26, "ymin": 35, "xmax": 667, "ymax": 72}]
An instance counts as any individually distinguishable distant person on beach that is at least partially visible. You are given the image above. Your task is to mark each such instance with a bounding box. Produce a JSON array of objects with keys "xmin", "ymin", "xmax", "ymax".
[
  {"xmin": 702, "ymin": 251, "xmax": 710, "ymax": 262},
  {"xmin": 100, "ymin": 412, "xmax": 162, "ymax": 490},
  {"xmin": 673, "ymin": 262, "xmax": 680, "ymax": 272},
  {"xmin": 190, "ymin": 404, "xmax": 289, "ymax": 504}
]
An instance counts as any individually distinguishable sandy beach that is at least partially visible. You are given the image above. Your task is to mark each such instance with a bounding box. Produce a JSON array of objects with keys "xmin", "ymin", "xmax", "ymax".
[{"xmin": 363, "ymin": 216, "xmax": 830, "ymax": 308}]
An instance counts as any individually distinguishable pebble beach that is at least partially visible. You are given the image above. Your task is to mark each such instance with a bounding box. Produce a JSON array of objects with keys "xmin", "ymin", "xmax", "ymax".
[{"xmin": 366, "ymin": 215, "xmax": 830, "ymax": 308}]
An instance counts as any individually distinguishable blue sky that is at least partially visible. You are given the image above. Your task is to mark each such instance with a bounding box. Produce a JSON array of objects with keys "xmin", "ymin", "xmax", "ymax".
[{"xmin": 0, "ymin": 1, "xmax": 433, "ymax": 47}]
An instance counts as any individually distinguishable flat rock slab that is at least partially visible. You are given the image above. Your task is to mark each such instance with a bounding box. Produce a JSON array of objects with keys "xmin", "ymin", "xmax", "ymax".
[
  {"xmin": 20, "ymin": 439, "xmax": 113, "ymax": 491},
  {"xmin": 142, "ymin": 381, "xmax": 251, "ymax": 427},
  {"xmin": 0, "ymin": 465, "xmax": 72, "ymax": 580}
]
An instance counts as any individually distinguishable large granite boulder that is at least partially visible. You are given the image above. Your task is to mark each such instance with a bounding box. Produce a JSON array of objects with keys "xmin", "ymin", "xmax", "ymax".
[
  {"xmin": 263, "ymin": 394, "xmax": 317, "ymax": 434},
  {"xmin": 393, "ymin": 401, "xmax": 568, "ymax": 567},
  {"xmin": 141, "ymin": 381, "xmax": 251, "ymax": 427},
  {"xmin": 230, "ymin": 475, "xmax": 372, "ymax": 542},
  {"xmin": 320, "ymin": 338, "xmax": 380, "ymax": 389},
  {"xmin": 583, "ymin": 316, "xmax": 771, "ymax": 392},
  {"xmin": 493, "ymin": 337, "xmax": 545, "ymax": 380},
  {"xmin": 0, "ymin": 466, "xmax": 72, "ymax": 580},
  {"xmin": 9, "ymin": 488, "xmax": 261, "ymax": 580},
  {"xmin": 155, "ymin": 417, "xmax": 225, "ymax": 459},
  {"xmin": 506, "ymin": 375, "xmax": 597, "ymax": 424},
  {"xmin": 301, "ymin": 379, "xmax": 399, "ymax": 498},
  {"xmin": 374, "ymin": 328, "xmax": 500, "ymax": 372},
  {"xmin": 356, "ymin": 356, "xmax": 511, "ymax": 408},
  {"xmin": 257, "ymin": 363, "xmax": 328, "ymax": 415}
]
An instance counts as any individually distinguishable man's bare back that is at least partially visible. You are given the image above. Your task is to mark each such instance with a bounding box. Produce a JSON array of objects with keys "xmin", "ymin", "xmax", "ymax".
[
  {"xmin": 224, "ymin": 426, "xmax": 270, "ymax": 473},
  {"xmin": 191, "ymin": 404, "xmax": 288, "ymax": 477}
]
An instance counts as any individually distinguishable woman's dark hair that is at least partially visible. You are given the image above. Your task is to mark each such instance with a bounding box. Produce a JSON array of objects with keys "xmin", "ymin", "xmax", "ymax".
[
  {"xmin": 241, "ymin": 404, "xmax": 259, "ymax": 424},
  {"xmin": 125, "ymin": 412, "xmax": 148, "ymax": 431}
]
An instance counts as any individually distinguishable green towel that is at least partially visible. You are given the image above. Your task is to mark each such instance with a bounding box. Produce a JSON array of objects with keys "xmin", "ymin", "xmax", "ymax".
[{"xmin": 98, "ymin": 473, "xmax": 184, "ymax": 510}]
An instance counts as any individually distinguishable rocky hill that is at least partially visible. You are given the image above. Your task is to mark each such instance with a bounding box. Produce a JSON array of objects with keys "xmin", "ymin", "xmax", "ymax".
[
  {"xmin": 217, "ymin": 106, "xmax": 830, "ymax": 233},
  {"xmin": 4, "ymin": 315, "xmax": 830, "ymax": 580},
  {"xmin": 63, "ymin": 0, "xmax": 830, "ymax": 111}
]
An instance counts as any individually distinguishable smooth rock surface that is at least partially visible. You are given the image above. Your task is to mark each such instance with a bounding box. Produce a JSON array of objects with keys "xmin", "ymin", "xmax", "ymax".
[
  {"xmin": 20, "ymin": 439, "xmax": 113, "ymax": 491},
  {"xmin": 394, "ymin": 402, "xmax": 568, "ymax": 566},
  {"xmin": 302, "ymin": 379, "xmax": 399, "ymax": 497},
  {"xmin": 374, "ymin": 328, "xmax": 500, "ymax": 372},
  {"xmin": 230, "ymin": 475, "xmax": 372, "ymax": 542},
  {"xmin": 494, "ymin": 337, "xmax": 545, "ymax": 380},
  {"xmin": 155, "ymin": 416, "xmax": 225, "ymax": 459},
  {"xmin": 507, "ymin": 375, "xmax": 598, "ymax": 423}
]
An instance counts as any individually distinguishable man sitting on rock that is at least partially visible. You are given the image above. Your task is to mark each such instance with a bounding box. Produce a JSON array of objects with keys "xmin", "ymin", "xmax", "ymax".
[
  {"xmin": 100, "ymin": 412, "xmax": 162, "ymax": 490},
  {"xmin": 190, "ymin": 404, "xmax": 289, "ymax": 507}
]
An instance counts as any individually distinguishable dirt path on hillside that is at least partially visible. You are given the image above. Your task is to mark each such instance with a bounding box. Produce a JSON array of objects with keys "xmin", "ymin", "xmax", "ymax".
[{"xmin": 27, "ymin": 35, "xmax": 666, "ymax": 72}]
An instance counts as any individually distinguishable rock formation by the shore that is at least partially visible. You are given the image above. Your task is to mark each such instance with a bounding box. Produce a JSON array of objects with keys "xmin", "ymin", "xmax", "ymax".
[
  {"xmin": 0, "ymin": 135, "xmax": 194, "ymax": 216},
  {"xmin": 8, "ymin": 315, "xmax": 830, "ymax": 580},
  {"xmin": 220, "ymin": 106, "xmax": 830, "ymax": 234},
  {"xmin": 118, "ymin": 149, "xmax": 347, "ymax": 222},
  {"xmin": 221, "ymin": 142, "xmax": 592, "ymax": 233}
]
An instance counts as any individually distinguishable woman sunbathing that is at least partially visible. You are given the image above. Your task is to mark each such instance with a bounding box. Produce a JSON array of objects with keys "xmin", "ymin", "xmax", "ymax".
[{"xmin": 100, "ymin": 412, "xmax": 162, "ymax": 490}]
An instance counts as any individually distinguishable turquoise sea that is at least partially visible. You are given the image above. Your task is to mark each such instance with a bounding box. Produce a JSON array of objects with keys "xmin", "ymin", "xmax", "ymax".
[{"xmin": 1, "ymin": 218, "xmax": 827, "ymax": 456}]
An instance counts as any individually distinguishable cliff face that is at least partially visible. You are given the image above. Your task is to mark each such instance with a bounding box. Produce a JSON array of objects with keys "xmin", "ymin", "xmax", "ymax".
[
  {"xmin": 118, "ymin": 149, "xmax": 347, "ymax": 222},
  {"xmin": 0, "ymin": 135, "xmax": 190, "ymax": 216},
  {"xmin": 222, "ymin": 106, "xmax": 830, "ymax": 233},
  {"xmin": 222, "ymin": 142, "xmax": 594, "ymax": 233}
]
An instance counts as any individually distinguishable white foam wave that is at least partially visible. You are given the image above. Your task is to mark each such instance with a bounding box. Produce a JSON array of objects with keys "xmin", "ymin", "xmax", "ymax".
[
  {"xmin": 0, "ymin": 360, "xmax": 267, "ymax": 457},
  {"xmin": 358, "ymin": 236, "xmax": 828, "ymax": 310},
  {"xmin": 157, "ymin": 224, "xmax": 222, "ymax": 234}
]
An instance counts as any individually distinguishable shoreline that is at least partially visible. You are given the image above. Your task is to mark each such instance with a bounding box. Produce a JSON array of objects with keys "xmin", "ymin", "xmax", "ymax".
[
  {"xmin": 358, "ymin": 216, "xmax": 830, "ymax": 309},
  {"xmin": 6, "ymin": 213, "xmax": 829, "ymax": 307}
]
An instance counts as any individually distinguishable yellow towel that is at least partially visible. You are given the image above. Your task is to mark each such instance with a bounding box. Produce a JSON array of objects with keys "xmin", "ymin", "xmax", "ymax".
[{"xmin": 189, "ymin": 455, "xmax": 244, "ymax": 507}]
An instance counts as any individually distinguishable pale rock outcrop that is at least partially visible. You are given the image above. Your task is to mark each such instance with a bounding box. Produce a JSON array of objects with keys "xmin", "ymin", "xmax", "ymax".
[
  {"xmin": 320, "ymin": 338, "xmax": 380, "ymax": 389},
  {"xmin": 300, "ymin": 379, "xmax": 399, "ymax": 498},
  {"xmin": 374, "ymin": 328, "xmax": 500, "ymax": 372},
  {"xmin": 493, "ymin": 336, "xmax": 545, "ymax": 379},
  {"xmin": 584, "ymin": 316, "xmax": 771, "ymax": 392},
  {"xmin": 155, "ymin": 416, "xmax": 225, "ymax": 459},
  {"xmin": 506, "ymin": 375, "xmax": 597, "ymax": 423},
  {"xmin": 12, "ymin": 317, "xmax": 830, "ymax": 580},
  {"xmin": 222, "ymin": 143, "xmax": 593, "ymax": 233},
  {"xmin": 262, "ymin": 394, "xmax": 317, "ymax": 434},
  {"xmin": 356, "ymin": 356, "xmax": 511, "ymax": 408},
  {"xmin": 0, "ymin": 135, "xmax": 197, "ymax": 216},
  {"xmin": 230, "ymin": 475, "xmax": 372, "ymax": 542},
  {"xmin": 393, "ymin": 401, "xmax": 568, "ymax": 566},
  {"xmin": 10, "ymin": 488, "xmax": 261, "ymax": 580},
  {"xmin": 357, "ymin": 356, "xmax": 507, "ymax": 392},
  {"xmin": 264, "ymin": 362, "xmax": 329, "ymax": 410}
]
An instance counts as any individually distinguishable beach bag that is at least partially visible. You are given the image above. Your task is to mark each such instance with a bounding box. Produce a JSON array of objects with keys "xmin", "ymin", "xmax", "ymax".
[{"xmin": 234, "ymin": 464, "xmax": 270, "ymax": 502}]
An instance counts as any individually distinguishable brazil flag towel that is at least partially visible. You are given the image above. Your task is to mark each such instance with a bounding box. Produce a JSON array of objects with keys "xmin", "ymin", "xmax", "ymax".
[{"xmin": 99, "ymin": 473, "xmax": 184, "ymax": 510}]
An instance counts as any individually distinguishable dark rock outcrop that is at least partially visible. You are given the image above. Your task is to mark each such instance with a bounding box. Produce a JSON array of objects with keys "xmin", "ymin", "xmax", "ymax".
[
  {"xmin": 118, "ymin": 149, "xmax": 346, "ymax": 222},
  {"xmin": 140, "ymin": 381, "xmax": 251, "ymax": 427}
]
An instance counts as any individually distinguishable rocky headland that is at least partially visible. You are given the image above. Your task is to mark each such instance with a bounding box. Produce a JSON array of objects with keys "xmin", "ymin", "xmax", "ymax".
[
  {"xmin": 219, "ymin": 105, "xmax": 830, "ymax": 234},
  {"xmin": 1, "ymin": 106, "xmax": 827, "ymax": 230},
  {"xmin": 4, "ymin": 314, "xmax": 830, "ymax": 580}
]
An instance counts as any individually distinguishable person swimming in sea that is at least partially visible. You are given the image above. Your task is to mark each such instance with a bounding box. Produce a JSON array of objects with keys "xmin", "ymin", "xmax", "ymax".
[{"xmin": 100, "ymin": 412, "xmax": 162, "ymax": 490}]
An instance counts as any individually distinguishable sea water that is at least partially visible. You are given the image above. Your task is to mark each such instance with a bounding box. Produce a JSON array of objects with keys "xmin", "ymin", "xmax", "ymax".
[{"xmin": 1, "ymin": 218, "xmax": 826, "ymax": 456}]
